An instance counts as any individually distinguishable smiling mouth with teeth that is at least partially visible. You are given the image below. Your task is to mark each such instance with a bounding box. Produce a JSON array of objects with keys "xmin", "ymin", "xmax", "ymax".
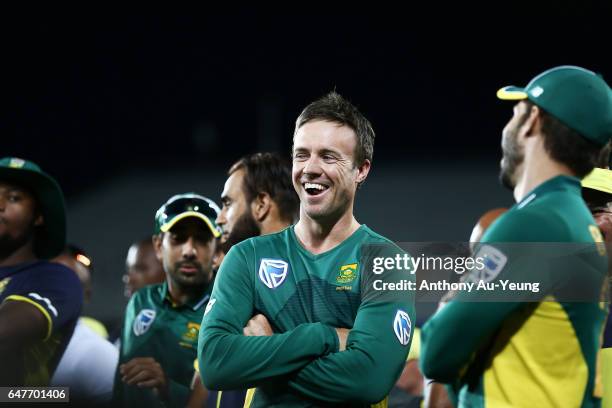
[{"xmin": 303, "ymin": 182, "xmax": 329, "ymax": 196}]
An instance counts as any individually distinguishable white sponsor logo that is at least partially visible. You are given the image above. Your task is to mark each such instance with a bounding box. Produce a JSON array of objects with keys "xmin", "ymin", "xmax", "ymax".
[
  {"xmin": 530, "ymin": 86, "xmax": 544, "ymax": 97},
  {"xmin": 258, "ymin": 259, "xmax": 289, "ymax": 289},
  {"xmin": 393, "ymin": 310, "xmax": 412, "ymax": 346},
  {"xmin": 133, "ymin": 309, "xmax": 156, "ymax": 336},
  {"xmin": 471, "ymin": 245, "xmax": 508, "ymax": 282},
  {"xmin": 204, "ymin": 298, "xmax": 216, "ymax": 316},
  {"xmin": 28, "ymin": 292, "xmax": 58, "ymax": 317}
]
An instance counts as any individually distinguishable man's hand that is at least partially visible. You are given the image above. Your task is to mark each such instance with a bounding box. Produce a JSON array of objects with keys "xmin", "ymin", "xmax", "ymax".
[
  {"xmin": 335, "ymin": 328, "xmax": 349, "ymax": 351},
  {"xmin": 120, "ymin": 357, "xmax": 168, "ymax": 399},
  {"xmin": 243, "ymin": 314, "xmax": 273, "ymax": 336}
]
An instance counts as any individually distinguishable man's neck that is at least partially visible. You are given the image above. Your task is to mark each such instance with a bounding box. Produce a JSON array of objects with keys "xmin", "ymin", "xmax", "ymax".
[
  {"xmin": 259, "ymin": 218, "xmax": 292, "ymax": 236},
  {"xmin": 513, "ymin": 151, "xmax": 575, "ymax": 202},
  {"xmin": 294, "ymin": 209, "xmax": 360, "ymax": 255},
  {"xmin": 0, "ymin": 243, "xmax": 37, "ymax": 268},
  {"xmin": 167, "ymin": 278, "xmax": 209, "ymax": 306}
]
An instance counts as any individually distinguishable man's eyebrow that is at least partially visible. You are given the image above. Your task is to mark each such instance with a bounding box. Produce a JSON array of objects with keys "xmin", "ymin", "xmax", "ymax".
[
  {"xmin": 7, "ymin": 186, "xmax": 27, "ymax": 193},
  {"xmin": 320, "ymin": 148, "xmax": 341, "ymax": 156}
]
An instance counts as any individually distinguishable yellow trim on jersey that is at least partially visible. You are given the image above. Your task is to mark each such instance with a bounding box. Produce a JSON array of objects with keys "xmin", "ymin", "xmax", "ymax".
[
  {"xmin": 5, "ymin": 295, "xmax": 53, "ymax": 340},
  {"xmin": 370, "ymin": 396, "xmax": 388, "ymax": 408},
  {"xmin": 407, "ymin": 327, "xmax": 421, "ymax": 361},
  {"xmin": 602, "ymin": 348, "xmax": 612, "ymax": 408},
  {"xmin": 484, "ymin": 299, "xmax": 588, "ymax": 407},
  {"xmin": 160, "ymin": 211, "xmax": 221, "ymax": 238},
  {"xmin": 243, "ymin": 388, "xmax": 256, "ymax": 408},
  {"xmin": 496, "ymin": 86, "xmax": 528, "ymax": 100},
  {"xmin": 216, "ymin": 391, "xmax": 222, "ymax": 408}
]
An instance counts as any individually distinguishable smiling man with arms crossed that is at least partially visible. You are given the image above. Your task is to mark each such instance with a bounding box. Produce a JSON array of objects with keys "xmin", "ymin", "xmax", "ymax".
[{"xmin": 198, "ymin": 92, "xmax": 415, "ymax": 407}]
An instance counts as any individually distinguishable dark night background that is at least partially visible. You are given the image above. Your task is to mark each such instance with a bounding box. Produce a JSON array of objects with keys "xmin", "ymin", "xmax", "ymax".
[{"xmin": 3, "ymin": 7, "xmax": 611, "ymax": 324}]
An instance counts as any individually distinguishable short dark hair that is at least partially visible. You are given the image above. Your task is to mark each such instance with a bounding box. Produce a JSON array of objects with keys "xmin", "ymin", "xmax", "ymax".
[
  {"xmin": 526, "ymin": 101, "xmax": 609, "ymax": 178},
  {"xmin": 295, "ymin": 91, "xmax": 375, "ymax": 165},
  {"xmin": 229, "ymin": 152, "xmax": 299, "ymax": 223}
]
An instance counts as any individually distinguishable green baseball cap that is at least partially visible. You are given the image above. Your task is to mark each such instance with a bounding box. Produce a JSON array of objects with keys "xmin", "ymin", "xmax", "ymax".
[
  {"xmin": 154, "ymin": 193, "xmax": 222, "ymax": 237},
  {"xmin": 497, "ymin": 65, "xmax": 612, "ymax": 146},
  {"xmin": 0, "ymin": 157, "xmax": 66, "ymax": 259}
]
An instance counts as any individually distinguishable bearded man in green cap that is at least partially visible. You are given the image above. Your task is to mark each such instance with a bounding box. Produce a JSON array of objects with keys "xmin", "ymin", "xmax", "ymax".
[{"xmin": 421, "ymin": 66, "xmax": 612, "ymax": 407}]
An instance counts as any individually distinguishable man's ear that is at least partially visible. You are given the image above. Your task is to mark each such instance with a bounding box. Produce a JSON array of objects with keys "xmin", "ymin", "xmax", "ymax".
[
  {"xmin": 521, "ymin": 104, "xmax": 541, "ymax": 138},
  {"xmin": 355, "ymin": 159, "xmax": 371, "ymax": 185},
  {"xmin": 34, "ymin": 214, "xmax": 44, "ymax": 227},
  {"xmin": 152, "ymin": 234, "xmax": 163, "ymax": 262},
  {"xmin": 250, "ymin": 192, "xmax": 272, "ymax": 223}
]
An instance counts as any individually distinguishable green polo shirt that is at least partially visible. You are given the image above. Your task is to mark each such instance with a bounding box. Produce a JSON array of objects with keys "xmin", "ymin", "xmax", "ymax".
[
  {"xmin": 114, "ymin": 281, "xmax": 212, "ymax": 407},
  {"xmin": 421, "ymin": 176, "xmax": 608, "ymax": 408},
  {"xmin": 199, "ymin": 225, "xmax": 416, "ymax": 407}
]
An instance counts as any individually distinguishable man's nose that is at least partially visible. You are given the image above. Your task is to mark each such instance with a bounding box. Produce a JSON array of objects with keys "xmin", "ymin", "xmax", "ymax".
[
  {"xmin": 303, "ymin": 156, "xmax": 322, "ymax": 176},
  {"xmin": 182, "ymin": 237, "xmax": 197, "ymax": 258},
  {"xmin": 216, "ymin": 208, "xmax": 227, "ymax": 226}
]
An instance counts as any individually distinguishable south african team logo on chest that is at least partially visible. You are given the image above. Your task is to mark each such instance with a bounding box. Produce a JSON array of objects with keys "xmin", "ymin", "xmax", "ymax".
[{"xmin": 336, "ymin": 263, "xmax": 358, "ymax": 284}]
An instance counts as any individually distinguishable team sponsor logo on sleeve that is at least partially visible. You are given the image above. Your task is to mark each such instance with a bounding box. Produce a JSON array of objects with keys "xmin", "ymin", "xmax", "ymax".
[
  {"xmin": 258, "ymin": 259, "xmax": 289, "ymax": 289},
  {"xmin": 393, "ymin": 310, "xmax": 412, "ymax": 346},
  {"xmin": 470, "ymin": 245, "xmax": 508, "ymax": 282},
  {"xmin": 204, "ymin": 298, "xmax": 216, "ymax": 316},
  {"xmin": 133, "ymin": 309, "xmax": 156, "ymax": 336},
  {"xmin": 28, "ymin": 292, "xmax": 58, "ymax": 317}
]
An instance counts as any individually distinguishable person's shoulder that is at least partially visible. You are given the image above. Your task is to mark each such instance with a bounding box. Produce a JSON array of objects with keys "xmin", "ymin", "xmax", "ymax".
[
  {"xmin": 129, "ymin": 284, "xmax": 164, "ymax": 307},
  {"xmin": 484, "ymin": 204, "xmax": 570, "ymax": 242},
  {"xmin": 132, "ymin": 283, "xmax": 163, "ymax": 298},
  {"xmin": 21, "ymin": 261, "xmax": 76, "ymax": 277},
  {"xmin": 234, "ymin": 226, "xmax": 292, "ymax": 251},
  {"xmin": 360, "ymin": 225, "xmax": 401, "ymax": 247},
  {"xmin": 359, "ymin": 225, "xmax": 405, "ymax": 254},
  {"xmin": 17, "ymin": 261, "xmax": 81, "ymax": 289}
]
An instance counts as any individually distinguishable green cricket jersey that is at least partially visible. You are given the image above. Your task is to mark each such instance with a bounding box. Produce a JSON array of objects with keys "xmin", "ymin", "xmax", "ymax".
[
  {"xmin": 114, "ymin": 281, "xmax": 212, "ymax": 407},
  {"xmin": 421, "ymin": 176, "xmax": 609, "ymax": 408},
  {"xmin": 198, "ymin": 225, "xmax": 416, "ymax": 407}
]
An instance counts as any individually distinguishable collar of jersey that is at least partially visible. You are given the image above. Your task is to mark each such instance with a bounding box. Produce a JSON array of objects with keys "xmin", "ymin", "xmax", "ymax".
[
  {"xmin": 158, "ymin": 280, "xmax": 213, "ymax": 311},
  {"xmin": 288, "ymin": 224, "xmax": 369, "ymax": 260},
  {"xmin": 516, "ymin": 175, "xmax": 581, "ymax": 210}
]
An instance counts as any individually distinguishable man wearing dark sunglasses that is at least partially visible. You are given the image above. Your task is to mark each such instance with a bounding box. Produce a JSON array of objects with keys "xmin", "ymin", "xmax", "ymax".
[{"xmin": 113, "ymin": 193, "xmax": 220, "ymax": 407}]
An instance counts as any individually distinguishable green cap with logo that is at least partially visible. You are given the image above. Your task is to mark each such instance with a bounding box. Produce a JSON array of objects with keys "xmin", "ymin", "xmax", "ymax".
[
  {"xmin": 0, "ymin": 157, "xmax": 66, "ymax": 259},
  {"xmin": 497, "ymin": 65, "xmax": 612, "ymax": 146},
  {"xmin": 154, "ymin": 193, "xmax": 222, "ymax": 237}
]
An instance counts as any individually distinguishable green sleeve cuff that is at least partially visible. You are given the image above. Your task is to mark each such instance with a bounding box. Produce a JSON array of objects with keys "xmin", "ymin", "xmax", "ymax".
[{"xmin": 319, "ymin": 323, "xmax": 340, "ymax": 354}]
